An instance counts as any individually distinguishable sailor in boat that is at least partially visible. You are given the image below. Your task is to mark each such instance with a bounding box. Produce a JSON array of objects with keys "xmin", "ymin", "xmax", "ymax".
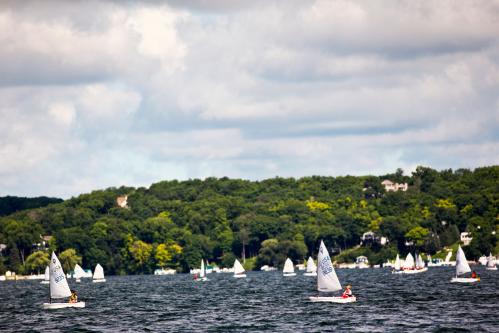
[
  {"xmin": 69, "ymin": 290, "xmax": 78, "ymax": 304},
  {"xmin": 342, "ymin": 285, "xmax": 353, "ymax": 299},
  {"xmin": 471, "ymin": 271, "xmax": 478, "ymax": 279}
]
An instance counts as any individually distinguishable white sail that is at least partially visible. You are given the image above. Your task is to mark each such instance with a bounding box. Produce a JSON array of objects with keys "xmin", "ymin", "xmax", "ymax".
[
  {"xmin": 233, "ymin": 259, "xmax": 245, "ymax": 275},
  {"xmin": 403, "ymin": 253, "xmax": 415, "ymax": 269},
  {"xmin": 317, "ymin": 240, "xmax": 342, "ymax": 292},
  {"xmin": 44, "ymin": 266, "xmax": 50, "ymax": 281},
  {"xmin": 74, "ymin": 264, "xmax": 85, "ymax": 279},
  {"xmin": 200, "ymin": 259, "xmax": 206, "ymax": 278},
  {"xmin": 49, "ymin": 252, "xmax": 71, "ymax": 299},
  {"xmin": 93, "ymin": 264, "xmax": 105, "ymax": 280},
  {"xmin": 283, "ymin": 258, "xmax": 295, "ymax": 273},
  {"xmin": 486, "ymin": 253, "xmax": 496, "ymax": 268},
  {"xmin": 306, "ymin": 257, "xmax": 317, "ymax": 273},
  {"xmin": 416, "ymin": 254, "xmax": 425, "ymax": 269},
  {"xmin": 394, "ymin": 254, "xmax": 401, "ymax": 271},
  {"xmin": 445, "ymin": 251, "xmax": 452, "ymax": 263},
  {"xmin": 455, "ymin": 246, "xmax": 471, "ymax": 276}
]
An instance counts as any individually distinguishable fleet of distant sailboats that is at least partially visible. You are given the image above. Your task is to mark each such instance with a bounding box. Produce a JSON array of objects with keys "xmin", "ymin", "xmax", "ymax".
[{"xmin": 35, "ymin": 240, "xmax": 495, "ymax": 310}]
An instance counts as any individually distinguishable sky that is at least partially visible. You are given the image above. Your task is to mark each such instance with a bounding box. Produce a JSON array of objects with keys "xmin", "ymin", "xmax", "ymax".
[{"xmin": 1, "ymin": 0, "xmax": 498, "ymax": 199}]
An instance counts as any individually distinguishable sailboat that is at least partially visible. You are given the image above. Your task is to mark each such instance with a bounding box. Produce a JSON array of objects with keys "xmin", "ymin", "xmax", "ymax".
[
  {"xmin": 400, "ymin": 253, "xmax": 426, "ymax": 274},
  {"xmin": 309, "ymin": 241, "xmax": 356, "ymax": 303},
  {"xmin": 233, "ymin": 259, "xmax": 246, "ymax": 278},
  {"xmin": 415, "ymin": 254, "xmax": 428, "ymax": 272},
  {"xmin": 283, "ymin": 258, "xmax": 296, "ymax": 277},
  {"xmin": 92, "ymin": 263, "xmax": 106, "ymax": 283},
  {"xmin": 451, "ymin": 246, "xmax": 479, "ymax": 283},
  {"xmin": 73, "ymin": 264, "xmax": 85, "ymax": 282},
  {"xmin": 42, "ymin": 252, "xmax": 85, "ymax": 309},
  {"xmin": 392, "ymin": 254, "xmax": 403, "ymax": 274},
  {"xmin": 196, "ymin": 259, "xmax": 209, "ymax": 281},
  {"xmin": 485, "ymin": 253, "xmax": 497, "ymax": 271},
  {"xmin": 40, "ymin": 266, "xmax": 50, "ymax": 284},
  {"xmin": 304, "ymin": 256, "xmax": 317, "ymax": 276}
]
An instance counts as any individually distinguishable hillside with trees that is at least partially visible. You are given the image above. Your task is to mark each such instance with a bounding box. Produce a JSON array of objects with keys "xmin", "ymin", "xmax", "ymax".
[
  {"xmin": 0, "ymin": 166, "xmax": 497, "ymax": 275},
  {"xmin": 0, "ymin": 196, "xmax": 63, "ymax": 217}
]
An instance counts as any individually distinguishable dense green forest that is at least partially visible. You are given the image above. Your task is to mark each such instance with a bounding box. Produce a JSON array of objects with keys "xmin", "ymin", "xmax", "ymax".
[
  {"xmin": 0, "ymin": 166, "xmax": 497, "ymax": 275},
  {"xmin": 0, "ymin": 196, "xmax": 63, "ymax": 217}
]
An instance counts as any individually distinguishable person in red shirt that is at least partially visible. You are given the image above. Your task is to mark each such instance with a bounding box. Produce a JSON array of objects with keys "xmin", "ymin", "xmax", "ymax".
[{"xmin": 342, "ymin": 285, "xmax": 353, "ymax": 298}]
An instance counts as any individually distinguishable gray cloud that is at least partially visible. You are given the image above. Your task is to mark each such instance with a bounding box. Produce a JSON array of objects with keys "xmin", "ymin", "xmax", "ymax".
[{"xmin": 0, "ymin": 0, "xmax": 498, "ymax": 198}]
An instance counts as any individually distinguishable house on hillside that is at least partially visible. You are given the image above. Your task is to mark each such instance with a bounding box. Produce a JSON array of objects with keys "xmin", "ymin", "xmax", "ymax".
[
  {"xmin": 381, "ymin": 180, "xmax": 408, "ymax": 192},
  {"xmin": 460, "ymin": 232, "xmax": 473, "ymax": 246},
  {"xmin": 360, "ymin": 231, "xmax": 388, "ymax": 246},
  {"xmin": 116, "ymin": 195, "xmax": 129, "ymax": 208}
]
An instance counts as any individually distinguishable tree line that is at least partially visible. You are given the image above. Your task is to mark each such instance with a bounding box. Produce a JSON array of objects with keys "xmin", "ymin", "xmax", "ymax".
[{"xmin": 0, "ymin": 166, "xmax": 497, "ymax": 275}]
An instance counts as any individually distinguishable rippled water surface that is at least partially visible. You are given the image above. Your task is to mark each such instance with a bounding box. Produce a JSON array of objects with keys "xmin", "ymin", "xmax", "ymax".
[{"xmin": 1, "ymin": 267, "xmax": 498, "ymax": 332}]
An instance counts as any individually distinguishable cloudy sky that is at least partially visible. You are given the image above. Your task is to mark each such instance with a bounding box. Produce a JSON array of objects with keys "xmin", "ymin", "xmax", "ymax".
[{"xmin": 1, "ymin": 0, "xmax": 498, "ymax": 198}]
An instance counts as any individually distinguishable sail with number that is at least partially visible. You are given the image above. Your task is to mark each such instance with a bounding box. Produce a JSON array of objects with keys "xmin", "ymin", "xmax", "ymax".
[
  {"xmin": 317, "ymin": 240, "xmax": 342, "ymax": 292},
  {"xmin": 49, "ymin": 252, "xmax": 72, "ymax": 299},
  {"xmin": 403, "ymin": 253, "xmax": 415, "ymax": 269},
  {"xmin": 306, "ymin": 257, "xmax": 317, "ymax": 273},
  {"xmin": 283, "ymin": 258, "xmax": 294, "ymax": 274},
  {"xmin": 455, "ymin": 246, "xmax": 471, "ymax": 277},
  {"xmin": 233, "ymin": 259, "xmax": 245, "ymax": 275}
]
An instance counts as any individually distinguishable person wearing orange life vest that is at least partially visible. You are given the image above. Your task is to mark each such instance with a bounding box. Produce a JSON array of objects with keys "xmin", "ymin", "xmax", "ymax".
[{"xmin": 342, "ymin": 285, "xmax": 353, "ymax": 298}]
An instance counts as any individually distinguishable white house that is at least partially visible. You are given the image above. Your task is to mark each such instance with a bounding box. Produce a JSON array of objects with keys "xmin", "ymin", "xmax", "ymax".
[
  {"xmin": 460, "ymin": 232, "xmax": 473, "ymax": 246},
  {"xmin": 381, "ymin": 180, "xmax": 408, "ymax": 192},
  {"xmin": 116, "ymin": 195, "xmax": 128, "ymax": 208}
]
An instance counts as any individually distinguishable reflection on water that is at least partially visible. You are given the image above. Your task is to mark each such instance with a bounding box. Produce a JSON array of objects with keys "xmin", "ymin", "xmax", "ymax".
[{"xmin": 0, "ymin": 267, "xmax": 497, "ymax": 332}]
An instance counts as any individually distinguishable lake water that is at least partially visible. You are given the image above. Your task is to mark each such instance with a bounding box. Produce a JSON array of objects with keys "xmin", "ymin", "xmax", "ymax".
[{"xmin": 0, "ymin": 267, "xmax": 497, "ymax": 332}]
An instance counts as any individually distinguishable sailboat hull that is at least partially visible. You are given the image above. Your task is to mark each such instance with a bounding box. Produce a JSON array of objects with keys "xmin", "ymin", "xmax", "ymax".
[
  {"xmin": 450, "ymin": 277, "xmax": 480, "ymax": 283},
  {"xmin": 195, "ymin": 277, "xmax": 209, "ymax": 282},
  {"xmin": 233, "ymin": 274, "xmax": 246, "ymax": 278},
  {"xmin": 486, "ymin": 267, "xmax": 497, "ymax": 271},
  {"xmin": 40, "ymin": 281, "xmax": 49, "ymax": 284},
  {"xmin": 283, "ymin": 272, "xmax": 296, "ymax": 277},
  {"xmin": 43, "ymin": 302, "xmax": 86, "ymax": 309},
  {"xmin": 400, "ymin": 267, "xmax": 428, "ymax": 274},
  {"xmin": 93, "ymin": 279, "xmax": 106, "ymax": 283},
  {"xmin": 303, "ymin": 272, "xmax": 317, "ymax": 276},
  {"xmin": 309, "ymin": 296, "xmax": 356, "ymax": 303}
]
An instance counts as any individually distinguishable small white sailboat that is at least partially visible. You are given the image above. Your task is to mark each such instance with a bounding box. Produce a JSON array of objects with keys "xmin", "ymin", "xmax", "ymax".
[
  {"xmin": 304, "ymin": 256, "xmax": 317, "ymax": 276},
  {"xmin": 233, "ymin": 259, "xmax": 246, "ymax": 278},
  {"xmin": 283, "ymin": 258, "xmax": 296, "ymax": 277},
  {"xmin": 415, "ymin": 254, "xmax": 428, "ymax": 272},
  {"xmin": 73, "ymin": 264, "xmax": 85, "ymax": 283},
  {"xmin": 40, "ymin": 266, "xmax": 50, "ymax": 284},
  {"xmin": 401, "ymin": 253, "xmax": 427, "ymax": 274},
  {"xmin": 451, "ymin": 246, "xmax": 479, "ymax": 283},
  {"xmin": 43, "ymin": 252, "xmax": 85, "ymax": 309},
  {"xmin": 392, "ymin": 254, "xmax": 403, "ymax": 274},
  {"xmin": 309, "ymin": 241, "xmax": 356, "ymax": 303},
  {"xmin": 196, "ymin": 259, "xmax": 209, "ymax": 281},
  {"xmin": 92, "ymin": 264, "xmax": 106, "ymax": 283},
  {"xmin": 485, "ymin": 253, "xmax": 497, "ymax": 271}
]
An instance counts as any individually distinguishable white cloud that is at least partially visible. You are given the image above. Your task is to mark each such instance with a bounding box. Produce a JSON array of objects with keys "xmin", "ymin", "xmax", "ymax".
[{"xmin": 0, "ymin": 0, "xmax": 498, "ymax": 198}]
